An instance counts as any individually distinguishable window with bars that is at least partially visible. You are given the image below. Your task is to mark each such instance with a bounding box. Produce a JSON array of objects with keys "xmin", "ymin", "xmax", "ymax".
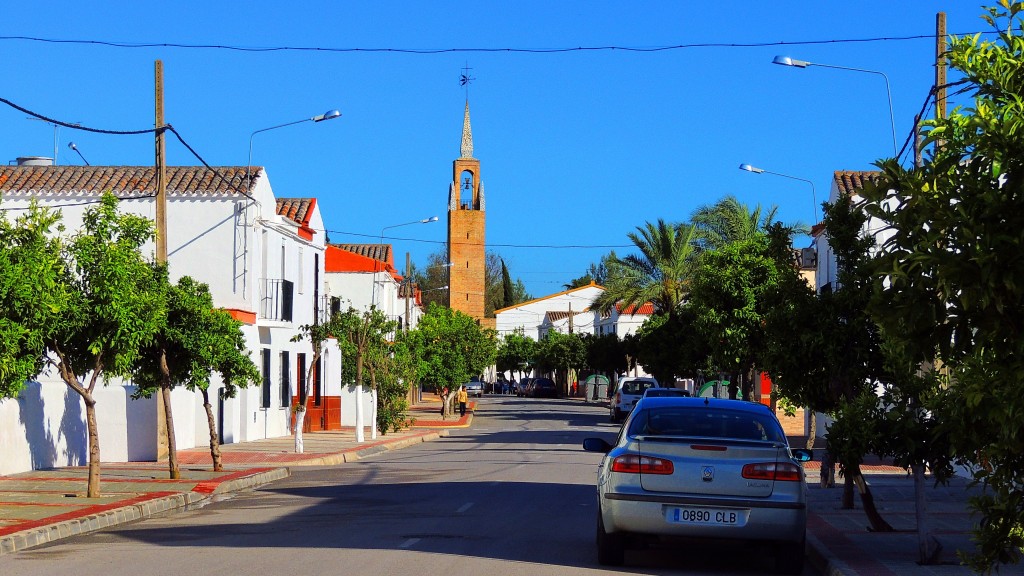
[{"xmin": 297, "ymin": 353, "xmax": 307, "ymax": 405}]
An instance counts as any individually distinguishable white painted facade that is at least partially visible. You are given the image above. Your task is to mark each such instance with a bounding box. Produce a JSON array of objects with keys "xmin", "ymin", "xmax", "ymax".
[
  {"xmin": 495, "ymin": 284, "xmax": 606, "ymax": 340},
  {"xmin": 0, "ymin": 166, "xmax": 344, "ymax": 475}
]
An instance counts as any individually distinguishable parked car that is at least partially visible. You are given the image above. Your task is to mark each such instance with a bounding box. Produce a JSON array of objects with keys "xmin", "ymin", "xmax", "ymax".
[
  {"xmin": 609, "ymin": 376, "xmax": 662, "ymax": 423},
  {"xmin": 643, "ymin": 387, "xmax": 690, "ymax": 398},
  {"xmin": 517, "ymin": 378, "xmax": 535, "ymax": 397},
  {"xmin": 529, "ymin": 377, "xmax": 557, "ymax": 398},
  {"xmin": 583, "ymin": 397, "xmax": 812, "ymax": 573},
  {"xmin": 464, "ymin": 381, "xmax": 484, "ymax": 398}
]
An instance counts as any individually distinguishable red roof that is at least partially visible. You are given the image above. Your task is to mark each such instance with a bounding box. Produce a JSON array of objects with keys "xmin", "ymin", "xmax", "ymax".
[
  {"xmin": 615, "ymin": 302, "xmax": 655, "ymax": 315},
  {"xmin": 325, "ymin": 244, "xmax": 402, "ymax": 281},
  {"xmin": 276, "ymin": 198, "xmax": 317, "ymax": 240}
]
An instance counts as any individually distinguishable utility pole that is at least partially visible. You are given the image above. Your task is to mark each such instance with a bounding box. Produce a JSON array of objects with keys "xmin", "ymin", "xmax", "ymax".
[
  {"xmin": 404, "ymin": 252, "xmax": 411, "ymax": 332},
  {"xmin": 155, "ymin": 60, "xmax": 169, "ymax": 462},
  {"xmin": 936, "ymin": 12, "xmax": 947, "ymax": 121}
]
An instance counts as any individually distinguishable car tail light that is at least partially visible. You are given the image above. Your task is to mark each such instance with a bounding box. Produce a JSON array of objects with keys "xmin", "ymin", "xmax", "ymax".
[
  {"xmin": 741, "ymin": 462, "xmax": 803, "ymax": 482},
  {"xmin": 610, "ymin": 454, "xmax": 674, "ymax": 475},
  {"xmin": 614, "ymin": 392, "xmax": 621, "ymax": 404}
]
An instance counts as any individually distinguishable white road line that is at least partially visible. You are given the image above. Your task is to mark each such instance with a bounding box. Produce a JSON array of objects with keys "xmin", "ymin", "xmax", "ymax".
[
  {"xmin": 457, "ymin": 502, "xmax": 474, "ymax": 513},
  {"xmin": 399, "ymin": 538, "xmax": 420, "ymax": 549}
]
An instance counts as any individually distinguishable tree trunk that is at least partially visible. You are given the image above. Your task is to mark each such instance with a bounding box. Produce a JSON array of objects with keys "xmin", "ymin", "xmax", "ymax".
[
  {"xmin": 914, "ymin": 464, "xmax": 942, "ymax": 563},
  {"xmin": 354, "ymin": 348, "xmax": 365, "ymax": 442},
  {"xmin": 370, "ymin": 367, "xmax": 378, "ymax": 440},
  {"xmin": 160, "ymin": 384, "xmax": 179, "ymax": 479},
  {"xmin": 851, "ymin": 465, "xmax": 894, "ymax": 532},
  {"xmin": 842, "ymin": 473, "xmax": 855, "ymax": 510},
  {"xmin": 84, "ymin": 396, "xmax": 101, "ymax": 498},
  {"xmin": 200, "ymin": 388, "xmax": 222, "ymax": 471},
  {"xmin": 294, "ymin": 410, "xmax": 306, "ymax": 453},
  {"xmin": 159, "ymin": 349, "xmax": 179, "ymax": 479},
  {"xmin": 806, "ymin": 410, "xmax": 817, "ymax": 451}
]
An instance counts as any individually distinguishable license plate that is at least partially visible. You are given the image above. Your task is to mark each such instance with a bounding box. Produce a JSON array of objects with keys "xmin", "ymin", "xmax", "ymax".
[{"xmin": 666, "ymin": 506, "xmax": 747, "ymax": 526}]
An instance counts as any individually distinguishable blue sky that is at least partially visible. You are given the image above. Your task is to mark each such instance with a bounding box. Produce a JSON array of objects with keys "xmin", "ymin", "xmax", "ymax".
[{"xmin": 0, "ymin": 2, "xmax": 993, "ymax": 298}]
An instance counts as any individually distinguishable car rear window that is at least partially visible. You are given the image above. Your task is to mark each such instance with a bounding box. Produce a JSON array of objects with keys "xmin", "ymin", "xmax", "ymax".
[
  {"xmin": 620, "ymin": 380, "xmax": 657, "ymax": 395},
  {"xmin": 627, "ymin": 407, "xmax": 784, "ymax": 442}
]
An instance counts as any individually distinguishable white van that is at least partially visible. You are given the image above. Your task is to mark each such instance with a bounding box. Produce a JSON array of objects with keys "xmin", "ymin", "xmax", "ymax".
[{"xmin": 608, "ymin": 376, "xmax": 662, "ymax": 423}]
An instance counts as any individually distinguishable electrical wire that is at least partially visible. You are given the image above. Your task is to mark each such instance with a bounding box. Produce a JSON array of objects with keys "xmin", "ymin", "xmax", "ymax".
[
  {"xmin": 325, "ymin": 228, "xmax": 634, "ymax": 249},
  {"xmin": 0, "ymin": 96, "xmax": 157, "ymax": 135},
  {"xmin": 0, "ymin": 32, "xmax": 998, "ymax": 55}
]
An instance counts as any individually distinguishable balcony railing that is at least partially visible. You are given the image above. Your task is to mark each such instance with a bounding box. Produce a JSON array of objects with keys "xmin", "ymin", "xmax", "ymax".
[{"xmin": 259, "ymin": 279, "xmax": 294, "ymax": 322}]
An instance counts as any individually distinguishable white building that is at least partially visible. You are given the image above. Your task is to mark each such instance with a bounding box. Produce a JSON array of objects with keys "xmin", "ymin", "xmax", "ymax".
[
  {"xmin": 0, "ymin": 162, "xmax": 348, "ymax": 475},
  {"xmin": 495, "ymin": 283, "xmax": 605, "ymax": 340}
]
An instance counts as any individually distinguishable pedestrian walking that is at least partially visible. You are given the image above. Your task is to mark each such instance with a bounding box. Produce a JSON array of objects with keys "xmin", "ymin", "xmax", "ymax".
[
  {"xmin": 440, "ymin": 386, "xmax": 449, "ymax": 416},
  {"xmin": 457, "ymin": 385, "xmax": 468, "ymax": 417}
]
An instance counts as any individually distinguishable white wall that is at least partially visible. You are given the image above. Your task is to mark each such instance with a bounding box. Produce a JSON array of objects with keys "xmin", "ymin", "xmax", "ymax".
[{"xmin": 0, "ymin": 169, "xmax": 337, "ymax": 475}]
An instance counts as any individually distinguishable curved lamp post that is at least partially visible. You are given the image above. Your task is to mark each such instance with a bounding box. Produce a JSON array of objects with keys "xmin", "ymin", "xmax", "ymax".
[
  {"xmin": 246, "ymin": 109, "xmax": 341, "ymax": 193},
  {"xmin": 739, "ymin": 163, "xmax": 818, "ymax": 222},
  {"xmin": 372, "ymin": 216, "xmax": 439, "ymax": 308},
  {"xmin": 773, "ymin": 55, "xmax": 897, "ymax": 158}
]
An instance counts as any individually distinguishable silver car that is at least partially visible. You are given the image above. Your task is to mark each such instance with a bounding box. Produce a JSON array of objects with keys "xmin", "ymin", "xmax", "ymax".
[{"xmin": 583, "ymin": 397, "xmax": 812, "ymax": 574}]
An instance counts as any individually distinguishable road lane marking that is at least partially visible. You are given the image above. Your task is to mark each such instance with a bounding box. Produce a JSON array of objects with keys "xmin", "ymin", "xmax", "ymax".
[
  {"xmin": 457, "ymin": 502, "xmax": 474, "ymax": 513},
  {"xmin": 400, "ymin": 538, "xmax": 420, "ymax": 549}
]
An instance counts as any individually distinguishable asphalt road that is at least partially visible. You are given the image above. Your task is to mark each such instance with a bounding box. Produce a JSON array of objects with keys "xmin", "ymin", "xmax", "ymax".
[{"xmin": 0, "ymin": 396, "xmax": 812, "ymax": 575}]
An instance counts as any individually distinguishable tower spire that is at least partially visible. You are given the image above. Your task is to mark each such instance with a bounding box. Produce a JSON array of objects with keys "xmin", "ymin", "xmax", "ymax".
[{"xmin": 460, "ymin": 100, "xmax": 474, "ymax": 159}]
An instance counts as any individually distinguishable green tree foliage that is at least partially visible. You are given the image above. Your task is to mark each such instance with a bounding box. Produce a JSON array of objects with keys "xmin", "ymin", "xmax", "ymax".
[
  {"xmin": 0, "ymin": 203, "xmax": 72, "ymax": 399},
  {"xmin": 634, "ymin": 308, "xmax": 710, "ymax": 386},
  {"xmin": 328, "ymin": 306, "xmax": 397, "ymax": 439},
  {"xmin": 591, "ymin": 220, "xmax": 701, "ymax": 318},
  {"xmin": 584, "ymin": 333, "xmax": 628, "ymax": 379},
  {"xmin": 376, "ymin": 332, "xmax": 417, "ymax": 434},
  {"xmin": 57, "ymin": 194, "xmax": 164, "ymax": 497},
  {"xmin": 536, "ymin": 331, "xmax": 586, "ymax": 393},
  {"xmin": 133, "ymin": 275, "xmax": 260, "ymax": 473},
  {"xmin": 688, "ymin": 235, "xmax": 781, "ymax": 400},
  {"xmin": 407, "ymin": 303, "xmax": 496, "ymax": 418},
  {"xmin": 691, "ymin": 194, "xmax": 806, "ymax": 249},
  {"xmin": 856, "ymin": 3, "xmax": 1024, "ymax": 568},
  {"xmin": 496, "ymin": 331, "xmax": 536, "ymax": 381}
]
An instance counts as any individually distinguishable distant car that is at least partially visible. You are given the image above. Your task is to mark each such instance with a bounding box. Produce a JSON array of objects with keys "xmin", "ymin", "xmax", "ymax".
[
  {"xmin": 517, "ymin": 378, "xmax": 535, "ymax": 397},
  {"xmin": 643, "ymin": 387, "xmax": 690, "ymax": 398},
  {"xmin": 464, "ymin": 381, "xmax": 483, "ymax": 398},
  {"xmin": 529, "ymin": 377, "xmax": 558, "ymax": 398},
  {"xmin": 609, "ymin": 376, "xmax": 662, "ymax": 423},
  {"xmin": 583, "ymin": 397, "xmax": 813, "ymax": 573}
]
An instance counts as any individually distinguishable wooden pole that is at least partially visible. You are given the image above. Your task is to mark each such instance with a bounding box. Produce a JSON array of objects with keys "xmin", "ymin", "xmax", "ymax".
[
  {"xmin": 155, "ymin": 60, "xmax": 169, "ymax": 461},
  {"xmin": 936, "ymin": 12, "xmax": 947, "ymax": 121},
  {"xmin": 155, "ymin": 60, "xmax": 167, "ymax": 263}
]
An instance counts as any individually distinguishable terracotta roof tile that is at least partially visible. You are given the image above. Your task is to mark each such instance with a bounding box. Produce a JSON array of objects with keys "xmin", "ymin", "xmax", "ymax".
[
  {"xmin": 330, "ymin": 243, "xmax": 392, "ymax": 264},
  {"xmin": 833, "ymin": 170, "xmax": 881, "ymax": 195},
  {"xmin": 276, "ymin": 198, "xmax": 315, "ymax": 226},
  {"xmin": 0, "ymin": 165, "xmax": 255, "ymax": 196},
  {"xmin": 615, "ymin": 302, "xmax": 655, "ymax": 315}
]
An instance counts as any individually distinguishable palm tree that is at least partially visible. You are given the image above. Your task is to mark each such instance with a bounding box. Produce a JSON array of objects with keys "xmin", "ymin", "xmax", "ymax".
[
  {"xmin": 691, "ymin": 195, "xmax": 807, "ymax": 249},
  {"xmin": 591, "ymin": 220, "xmax": 700, "ymax": 318}
]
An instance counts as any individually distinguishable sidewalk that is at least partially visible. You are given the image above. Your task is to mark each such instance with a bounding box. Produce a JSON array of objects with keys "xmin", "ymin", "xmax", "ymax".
[{"xmin": 0, "ymin": 408, "xmax": 461, "ymax": 556}]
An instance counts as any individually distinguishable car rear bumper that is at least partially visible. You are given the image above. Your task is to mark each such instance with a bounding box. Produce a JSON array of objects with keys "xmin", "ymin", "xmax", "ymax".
[{"xmin": 602, "ymin": 492, "xmax": 806, "ymax": 543}]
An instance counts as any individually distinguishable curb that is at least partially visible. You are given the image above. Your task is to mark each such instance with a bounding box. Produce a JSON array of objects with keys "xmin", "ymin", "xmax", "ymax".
[
  {"xmin": 807, "ymin": 530, "xmax": 847, "ymax": 576},
  {"xmin": 0, "ymin": 467, "xmax": 286, "ymax": 557},
  {"xmin": 270, "ymin": 430, "xmax": 451, "ymax": 468}
]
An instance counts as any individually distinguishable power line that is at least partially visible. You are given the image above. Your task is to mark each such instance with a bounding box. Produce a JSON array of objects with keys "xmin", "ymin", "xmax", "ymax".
[
  {"xmin": 325, "ymin": 228, "xmax": 633, "ymax": 249},
  {"xmin": 0, "ymin": 31, "xmax": 998, "ymax": 55}
]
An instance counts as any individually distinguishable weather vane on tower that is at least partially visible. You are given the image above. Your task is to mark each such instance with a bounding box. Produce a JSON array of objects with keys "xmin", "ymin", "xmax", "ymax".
[{"xmin": 460, "ymin": 62, "xmax": 475, "ymax": 99}]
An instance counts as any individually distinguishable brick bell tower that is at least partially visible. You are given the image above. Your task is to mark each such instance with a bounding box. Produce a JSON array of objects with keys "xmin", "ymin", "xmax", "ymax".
[{"xmin": 447, "ymin": 100, "xmax": 488, "ymax": 326}]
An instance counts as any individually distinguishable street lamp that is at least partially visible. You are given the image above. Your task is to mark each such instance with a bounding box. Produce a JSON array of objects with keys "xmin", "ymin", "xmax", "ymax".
[
  {"xmin": 372, "ymin": 216, "xmax": 439, "ymax": 308},
  {"xmin": 67, "ymin": 142, "xmax": 89, "ymax": 166},
  {"xmin": 246, "ymin": 109, "xmax": 342, "ymax": 193},
  {"xmin": 772, "ymin": 55, "xmax": 897, "ymax": 158},
  {"xmin": 739, "ymin": 163, "xmax": 818, "ymax": 222}
]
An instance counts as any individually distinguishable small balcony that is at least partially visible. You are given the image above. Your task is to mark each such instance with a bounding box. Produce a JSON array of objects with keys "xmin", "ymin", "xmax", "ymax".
[{"xmin": 259, "ymin": 279, "xmax": 294, "ymax": 322}]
